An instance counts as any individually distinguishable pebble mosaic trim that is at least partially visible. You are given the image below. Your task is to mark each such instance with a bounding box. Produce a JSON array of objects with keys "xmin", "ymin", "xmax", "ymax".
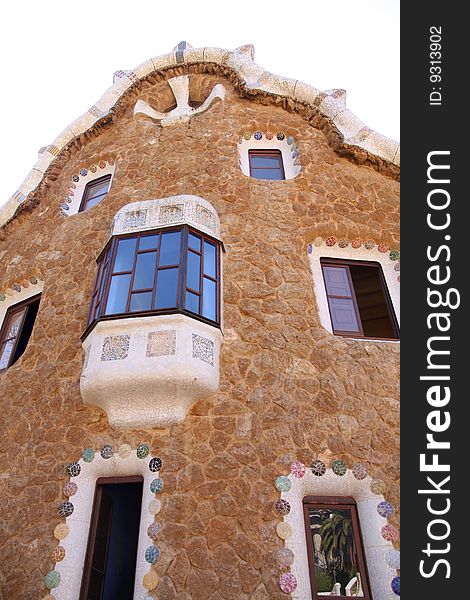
[
  {"xmin": 0, "ymin": 276, "xmax": 42, "ymax": 303},
  {"xmin": 61, "ymin": 159, "xmax": 115, "ymax": 216},
  {"xmin": 159, "ymin": 204, "xmax": 184, "ymax": 224},
  {"xmin": 238, "ymin": 130, "xmax": 301, "ymax": 177},
  {"xmin": 274, "ymin": 458, "xmax": 400, "ymax": 597},
  {"xmin": 192, "ymin": 333, "xmax": 214, "ymax": 365},
  {"xmin": 44, "ymin": 444, "xmax": 164, "ymax": 596},
  {"xmin": 146, "ymin": 330, "xmax": 176, "ymax": 357},
  {"xmin": 100, "ymin": 335, "xmax": 130, "ymax": 361}
]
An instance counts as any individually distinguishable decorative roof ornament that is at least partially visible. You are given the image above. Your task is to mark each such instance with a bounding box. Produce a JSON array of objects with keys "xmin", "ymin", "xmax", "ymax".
[{"xmin": 134, "ymin": 75, "xmax": 225, "ymax": 127}]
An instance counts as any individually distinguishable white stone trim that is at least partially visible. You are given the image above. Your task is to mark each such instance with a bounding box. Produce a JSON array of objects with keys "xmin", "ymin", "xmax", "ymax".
[
  {"xmin": 63, "ymin": 163, "xmax": 116, "ymax": 216},
  {"xmin": 238, "ymin": 134, "xmax": 301, "ymax": 180},
  {"xmin": 281, "ymin": 470, "xmax": 397, "ymax": 600}
]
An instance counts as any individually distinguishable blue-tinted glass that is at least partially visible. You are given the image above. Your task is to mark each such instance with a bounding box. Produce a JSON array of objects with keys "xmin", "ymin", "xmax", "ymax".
[
  {"xmin": 105, "ymin": 274, "xmax": 131, "ymax": 314},
  {"xmin": 202, "ymin": 278, "xmax": 216, "ymax": 321},
  {"xmin": 155, "ymin": 268, "xmax": 178, "ymax": 308},
  {"xmin": 113, "ymin": 238, "xmax": 137, "ymax": 272},
  {"xmin": 139, "ymin": 235, "xmax": 159, "ymax": 250},
  {"xmin": 250, "ymin": 155, "xmax": 282, "ymax": 168},
  {"xmin": 159, "ymin": 231, "xmax": 181, "ymax": 266},
  {"xmin": 188, "ymin": 233, "xmax": 201, "ymax": 252},
  {"xmin": 187, "ymin": 251, "xmax": 201, "ymax": 291},
  {"xmin": 133, "ymin": 252, "xmax": 157, "ymax": 290},
  {"xmin": 251, "ymin": 168, "xmax": 284, "ymax": 180},
  {"xmin": 130, "ymin": 292, "xmax": 153, "ymax": 312},
  {"xmin": 203, "ymin": 242, "xmax": 216, "ymax": 278},
  {"xmin": 186, "ymin": 291, "xmax": 200, "ymax": 314},
  {"xmin": 86, "ymin": 193, "xmax": 107, "ymax": 210}
]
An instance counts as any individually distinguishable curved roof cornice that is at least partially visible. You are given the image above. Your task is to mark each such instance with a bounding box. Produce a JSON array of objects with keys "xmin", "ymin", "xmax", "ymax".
[{"xmin": 0, "ymin": 43, "xmax": 399, "ymax": 229}]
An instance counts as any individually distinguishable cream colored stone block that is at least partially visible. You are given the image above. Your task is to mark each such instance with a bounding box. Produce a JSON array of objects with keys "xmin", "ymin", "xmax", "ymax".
[
  {"xmin": 333, "ymin": 109, "xmax": 366, "ymax": 141},
  {"xmin": 51, "ymin": 127, "xmax": 76, "ymax": 150},
  {"xmin": 358, "ymin": 132, "xmax": 399, "ymax": 163},
  {"xmin": 255, "ymin": 72, "xmax": 297, "ymax": 97},
  {"xmin": 68, "ymin": 112, "xmax": 98, "ymax": 137},
  {"xmin": 393, "ymin": 145, "xmax": 400, "ymax": 166},
  {"xmin": 292, "ymin": 80, "xmax": 321, "ymax": 106},
  {"xmin": 33, "ymin": 153, "xmax": 55, "ymax": 175},
  {"xmin": 17, "ymin": 168, "xmax": 43, "ymax": 195},
  {"xmin": 202, "ymin": 47, "xmax": 226, "ymax": 63},
  {"xmin": 319, "ymin": 95, "xmax": 344, "ymax": 120}
]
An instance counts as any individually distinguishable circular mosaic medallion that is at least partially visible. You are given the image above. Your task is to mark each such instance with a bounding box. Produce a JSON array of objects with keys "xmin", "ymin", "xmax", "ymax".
[
  {"xmin": 143, "ymin": 570, "xmax": 158, "ymax": 590},
  {"xmin": 291, "ymin": 150, "xmax": 298, "ymax": 159},
  {"xmin": 82, "ymin": 448, "xmax": 94, "ymax": 463},
  {"xmin": 29, "ymin": 276, "xmax": 38, "ymax": 285},
  {"xmin": 279, "ymin": 572, "xmax": 297, "ymax": 593},
  {"xmin": 62, "ymin": 482, "xmax": 78, "ymax": 497},
  {"xmin": 391, "ymin": 576, "xmax": 400, "ymax": 595},
  {"xmin": 307, "ymin": 243, "xmax": 313, "ymax": 254},
  {"xmin": 290, "ymin": 461, "xmax": 305, "ymax": 478},
  {"xmin": 382, "ymin": 524, "xmax": 399, "ymax": 542},
  {"xmin": 390, "ymin": 250, "xmax": 400, "ymax": 261},
  {"xmin": 108, "ymin": 159, "xmax": 115, "ymax": 166},
  {"xmin": 378, "ymin": 243, "xmax": 390, "ymax": 253},
  {"xmin": 276, "ymin": 522, "xmax": 292, "ymax": 540},
  {"xmin": 275, "ymin": 475, "xmax": 292, "ymax": 493},
  {"xmin": 265, "ymin": 131, "xmax": 274, "ymax": 140},
  {"xmin": 286, "ymin": 136, "xmax": 294, "ymax": 145},
  {"xmin": 385, "ymin": 549, "xmax": 400, "ymax": 570},
  {"xmin": 61, "ymin": 203, "xmax": 69, "ymax": 211},
  {"xmin": 137, "ymin": 443, "xmax": 150, "ymax": 459},
  {"xmin": 0, "ymin": 294, "xmax": 5, "ymax": 302},
  {"xmin": 149, "ymin": 457, "xmax": 162, "ymax": 472},
  {"xmin": 325, "ymin": 236, "xmax": 336, "ymax": 247},
  {"xmin": 58, "ymin": 501, "xmax": 74, "ymax": 517},
  {"xmin": 338, "ymin": 238, "xmax": 349, "ymax": 248},
  {"xmin": 276, "ymin": 547, "xmax": 295, "ymax": 567},
  {"xmin": 332, "ymin": 460, "xmax": 347, "ymax": 476},
  {"xmin": 275, "ymin": 499, "xmax": 291, "ymax": 516},
  {"xmin": 351, "ymin": 238, "xmax": 362, "ymax": 249},
  {"xmin": 310, "ymin": 460, "xmax": 326, "ymax": 476},
  {"xmin": 147, "ymin": 522, "xmax": 162, "ymax": 540},
  {"xmin": 365, "ymin": 240, "xmax": 376, "ymax": 250},
  {"xmin": 371, "ymin": 478, "xmax": 387, "ymax": 495},
  {"xmin": 72, "ymin": 175, "xmax": 80, "ymax": 182},
  {"xmin": 118, "ymin": 443, "xmax": 132, "ymax": 458},
  {"xmin": 352, "ymin": 463, "xmax": 368, "ymax": 480},
  {"xmin": 99, "ymin": 161, "xmax": 106, "ymax": 168},
  {"xmin": 54, "ymin": 523, "xmax": 69, "ymax": 540},
  {"xmin": 79, "ymin": 168, "xmax": 88, "ymax": 177},
  {"xmin": 52, "ymin": 546, "xmax": 65, "ymax": 563},
  {"xmin": 377, "ymin": 501, "xmax": 395, "ymax": 518},
  {"xmin": 254, "ymin": 131, "xmax": 262, "ymax": 140},
  {"xmin": 67, "ymin": 189, "xmax": 74, "ymax": 196},
  {"xmin": 243, "ymin": 132, "xmax": 251, "ymax": 140},
  {"xmin": 276, "ymin": 132, "xmax": 285, "ymax": 140},
  {"xmin": 101, "ymin": 444, "xmax": 113, "ymax": 459},
  {"xmin": 44, "ymin": 570, "xmax": 61, "ymax": 589},
  {"xmin": 12, "ymin": 284, "xmax": 21, "ymax": 292},
  {"xmin": 394, "ymin": 262, "xmax": 400, "ymax": 272},
  {"xmin": 314, "ymin": 236, "xmax": 323, "ymax": 247},
  {"xmin": 149, "ymin": 499, "xmax": 162, "ymax": 514},
  {"xmin": 67, "ymin": 463, "xmax": 81, "ymax": 477},
  {"xmin": 90, "ymin": 165, "xmax": 97, "ymax": 173},
  {"xmin": 150, "ymin": 478, "xmax": 163, "ymax": 494},
  {"xmin": 145, "ymin": 545, "xmax": 160, "ymax": 564}
]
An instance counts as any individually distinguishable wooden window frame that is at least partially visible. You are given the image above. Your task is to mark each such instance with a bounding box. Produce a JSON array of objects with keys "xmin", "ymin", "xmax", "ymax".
[
  {"xmin": 82, "ymin": 225, "xmax": 221, "ymax": 340},
  {"xmin": 248, "ymin": 149, "xmax": 285, "ymax": 180},
  {"xmin": 303, "ymin": 496, "xmax": 373, "ymax": 600},
  {"xmin": 320, "ymin": 258, "xmax": 399, "ymax": 341},
  {"xmin": 79, "ymin": 174, "xmax": 112, "ymax": 213},
  {"xmin": 0, "ymin": 293, "xmax": 41, "ymax": 372}
]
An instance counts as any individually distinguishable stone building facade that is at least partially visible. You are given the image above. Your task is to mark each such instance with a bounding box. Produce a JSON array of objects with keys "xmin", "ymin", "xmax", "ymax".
[{"xmin": 0, "ymin": 43, "xmax": 400, "ymax": 600}]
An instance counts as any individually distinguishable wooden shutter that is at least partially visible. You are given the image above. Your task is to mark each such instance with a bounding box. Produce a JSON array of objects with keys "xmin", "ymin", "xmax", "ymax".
[{"xmin": 322, "ymin": 265, "xmax": 363, "ymax": 335}]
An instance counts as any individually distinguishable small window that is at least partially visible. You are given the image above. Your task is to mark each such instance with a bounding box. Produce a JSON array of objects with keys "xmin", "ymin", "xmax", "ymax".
[
  {"xmin": 321, "ymin": 259, "xmax": 399, "ymax": 340},
  {"xmin": 80, "ymin": 476, "xmax": 143, "ymax": 600},
  {"xmin": 79, "ymin": 175, "xmax": 112, "ymax": 212},
  {"xmin": 0, "ymin": 294, "xmax": 41, "ymax": 371},
  {"xmin": 303, "ymin": 496, "xmax": 372, "ymax": 599},
  {"xmin": 248, "ymin": 149, "xmax": 285, "ymax": 180}
]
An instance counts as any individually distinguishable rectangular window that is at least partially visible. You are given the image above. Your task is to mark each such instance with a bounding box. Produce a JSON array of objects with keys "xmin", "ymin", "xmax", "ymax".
[
  {"xmin": 80, "ymin": 476, "xmax": 143, "ymax": 600},
  {"xmin": 0, "ymin": 294, "xmax": 41, "ymax": 372},
  {"xmin": 248, "ymin": 149, "xmax": 285, "ymax": 180},
  {"xmin": 79, "ymin": 175, "xmax": 112, "ymax": 212},
  {"xmin": 303, "ymin": 496, "xmax": 372, "ymax": 599},
  {"xmin": 321, "ymin": 259, "xmax": 399, "ymax": 340}
]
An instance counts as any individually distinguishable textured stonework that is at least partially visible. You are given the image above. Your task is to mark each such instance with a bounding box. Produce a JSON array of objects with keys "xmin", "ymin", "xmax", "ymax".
[
  {"xmin": 147, "ymin": 330, "xmax": 177, "ymax": 357},
  {"xmin": 100, "ymin": 335, "xmax": 130, "ymax": 361}
]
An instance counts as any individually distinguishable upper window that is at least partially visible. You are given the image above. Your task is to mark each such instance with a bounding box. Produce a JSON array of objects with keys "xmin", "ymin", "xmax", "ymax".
[
  {"xmin": 321, "ymin": 258, "xmax": 399, "ymax": 340},
  {"xmin": 0, "ymin": 294, "xmax": 41, "ymax": 371},
  {"xmin": 85, "ymin": 225, "xmax": 220, "ymax": 336},
  {"xmin": 248, "ymin": 149, "xmax": 285, "ymax": 180},
  {"xmin": 303, "ymin": 496, "xmax": 372, "ymax": 599},
  {"xmin": 79, "ymin": 175, "xmax": 112, "ymax": 212}
]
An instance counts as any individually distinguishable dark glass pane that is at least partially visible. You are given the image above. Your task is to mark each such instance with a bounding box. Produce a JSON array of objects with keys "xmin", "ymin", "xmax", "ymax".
[
  {"xmin": 250, "ymin": 154, "xmax": 282, "ymax": 168},
  {"xmin": 105, "ymin": 274, "xmax": 131, "ymax": 314},
  {"xmin": 329, "ymin": 298, "xmax": 360, "ymax": 333},
  {"xmin": 250, "ymin": 168, "xmax": 284, "ymax": 180},
  {"xmin": 133, "ymin": 252, "xmax": 157, "ymax": 290},
  {"xmin": 185, "ymin": 291, "xmax": 200, "ymax": 314},
  {"xmin": 159, "ymin": 231, "xmax": 181, "ymax": 266},
  {"xmin": 130, "ymin": 292, "xmax": 153, "ymax": 312},
  {"xmin": 89, "ymin": 179, "xmax": 110, "ymax": 198},
  {"xmin": 139, "ymin": 235, "xmax": 159, "ymax": 250},
  {"xmin": 203, "ymin": 242, "xmax": 216, "ymax": 278},
  {"xmin": 0, "ymin": 340, "xmax": 14, "ymax": 370},
  {"xmin": 86, "ymin": 193, "xmax": 107, "ymax": 210},
  {"xmin": 202, "ymin": 278, "xmax": 216, "ymax": 321},
  {"xmin": 113, "ymin": 238, "xmax": 137, "ymax": 273},
  {"xmin": 188, "ymin": 233, "xmax": 201, "ymax": 252},
  {"xmin": 5, "ymin": 310, "xmax": 25, "ymax": 340},
  {"xmin": 323, "ymin": 266, "xmax": 353, "ymax": 297},
  {"xmin": 187, "ymin": 251, "xmax": 201, "ymax": 291},
  {"xmin": 155, "ymin": 268, "xmax": 178, "ymax": 308}
]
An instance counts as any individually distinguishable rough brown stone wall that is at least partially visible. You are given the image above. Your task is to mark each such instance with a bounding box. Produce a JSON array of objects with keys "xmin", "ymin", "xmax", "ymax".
[{"xmin": 0, "ymin": 72, "xmax": 399, "ymax": 598}]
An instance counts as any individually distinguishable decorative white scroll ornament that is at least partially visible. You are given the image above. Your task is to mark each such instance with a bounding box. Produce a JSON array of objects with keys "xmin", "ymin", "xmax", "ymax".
[{"xmin": 134, "ymin": 75, "xmax": 225, "ymax": 126}]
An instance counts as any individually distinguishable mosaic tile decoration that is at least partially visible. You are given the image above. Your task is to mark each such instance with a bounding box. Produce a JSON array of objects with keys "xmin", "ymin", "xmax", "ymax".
[
  {"xmin": 149, "ymin": 499, "xmax": 162, "ymax": 515},
  {"xmin": 385, "ymin": 549, "xmax": 400, "ymax": 570},
  {"xmin": 381, "ymin": 524, "xmax": 399, "ymax": 542},
  {"xmin": 147, "ymin": 522, "xmax": 162, "ymax": 540},
  {"xmin": 352, "ymin": 463, "xmax": 368, "ymax": 480},
  {"xmin": 275, "ymin": 475, "xmax": 292, "ymax": 493},
  {"xmin": 52, "ymin": 546, "xmax": 65, "ymax": 563},
  {"xmin": 137, "ymin": 443, "xmax": 150, "ymax": 459},
  {"xmin": 276, "ymin": 547, "xmax": 295, "ymax": 567},
  {"xmin": 149, "ymin": 457, "xmax": 162, "ymax": 472},
  {"xmin": 121, "ymin": 209, "xmax": 148, "ymax": 229},
  {"xmin": 44, "ymin": 571, "xmax": 61, "ymax": 589},
  {"xmin": 310, "ymin": 459, "xmax": 326, "ymax": 476},
  {"xmin": 101, "ymin": 444, "xmax": 114, "ymax": 459},
  {"xmin": 275, "ymin": 499, "xmax": 291, "ymax": 516},
  {"xmin": 290, "ymin": 461, "xmax": 305, "ymax": 478},
  {"xmin": 371, "ymin": 478, "xmax": 387, "ymax": 495},
  {"xmin": 159, "ymin": 204, "xmax": 184, "ymax": 224},
  {"xmin": 0, "ymin": 276, "xmax": 42, "ymax": 302},
  {"xmin": 276, "ymin": 522, "xmax": 292, "ymax": 540},
  {"xmin": 54, "ymin": 524, "xmax": 69, "ymax": 540},
  {"xmin": 391, "ymin": 576, "xmax": 400, "ymax": 595},
  {"xmin": 58, "ymin": 501, "xmax": 74, "ymax": 517},
  {"xmin": 377, "ymin": 501, "xmax": 395, "ymax": 518},
  {"xmin": 101, "ymin": 335, "xmax": 130, "ymax": 361},
  {"xmin": 146, "ymin": 331, "xmax": 176, "ymax": 357},
  {"xmin": 81, "ymin": 448, "xmax": 94, "ymax": 463},
  {"xmin": 194, "ymin": 205, "xmax": 217, "ymax": 230},
  {"xmin": 145, "ymin": 545, "xmax": 160, "ymax": 564},
  {"xmin": 332, "ymin": 459, "xmax": 347, "ymax": 476},
  {"xmin": 67, "ymin": 463, "xmax": 81, "ymax": 477},
  {"xmin": 192, "ymin": 334, "xmax": 214, "ymax": 365},
  {"xmin": 150, "ymin": 478, "xmax": 164, "ymax": 494},
  {"xmin": 118, "ymin": 443, "xmax": 132, "ymax": 458},
  {"xmin": 143, "ymin": 570, "xmax": 159, "ymax": 591},
  {"xmin": 63, "ymin": 482, "xmax": 78, "ymax": 497},
  {"xmin": 279, "ymin": 572, "xmax": 297, "ymax": 594}
]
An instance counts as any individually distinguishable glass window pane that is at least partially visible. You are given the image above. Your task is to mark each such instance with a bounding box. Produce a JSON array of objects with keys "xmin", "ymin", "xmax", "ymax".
[
  {"xmin": 185, "ymin": 291, "xmax": 200, "ymax": 314},
  {"xmin": 187, "ymin": 251, "xmax": 201, "ymax": 291},
  {"xmin": 130, "ymin": 292, "xmax": 153, "ymax": 312},
  {"xmin": 329, "ymin": 298, "xmax": 361, "ymax": 333},
  {"xmin": 5, "ymin": 310, "xmax": 25, "ymax": 340},
  {"xmin": 188, "ymin": 233, "xmax": 201, "ymax": 252},
  {"xmin": 250, "ymin": 154, "xmax": 282, "ymax": 168},
  {"xmin": 250, "ymin": 168, "xmax": 284, "ymax": 180},
  {"xmin": 86, "ymin": 194, "xmax": 107, "ymax": 210},
  {"xmin": 133, "ymin": 252, "xmax": 157, "ymax": 290},
  {"xmin": 113, "ymin": 238, "xmax": 137, "ymax": 273},
  {"xmin": 89, "ymin": 180, "xmax": 110, "ymax": 198},
  {"xmin": 139, "ymin": 235, "xmax": 159, "ymax": 250},
  {"xmin": 203, "ymin": 242, "xmax": 216, "ymax": 278},
  {"xmin": 159, "ymin": 231, "xmax": 181, "ymax": 266},
  {"xmin": 0, "ymin": 340, "xmax": 14, "ymax": 370},
  {"xmin": 155, "ymin": 268, "xmax": 178, "ymax": 309},
  {"xmin": 202, "ymin": 278, "xmax": 216, "ymax": 321},
  {"xmin": 323, "ymin": 266, "xmax": 353, "ymax": 297},
  {"xmin": 105, "ymin": 274, "xmax": 131, "ymax": 314}
]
